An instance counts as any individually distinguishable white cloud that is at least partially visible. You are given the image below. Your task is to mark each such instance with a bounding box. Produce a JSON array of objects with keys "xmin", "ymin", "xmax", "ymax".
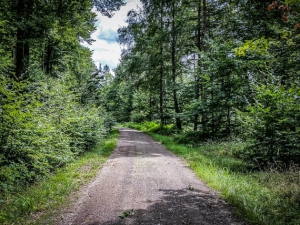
[
  {"xmin": 84, "ymin": 0, "xmax": 141, "ymax": 71},
  {"xmin": 90, "ymin": 38, "xmax": 121, "ymax": 69}
]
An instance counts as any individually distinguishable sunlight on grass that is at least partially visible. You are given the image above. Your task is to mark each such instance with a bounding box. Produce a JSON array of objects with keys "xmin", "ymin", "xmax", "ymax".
[{"xmin": 147, "ymin": 131, "xmax": 300, "ymax": 225}]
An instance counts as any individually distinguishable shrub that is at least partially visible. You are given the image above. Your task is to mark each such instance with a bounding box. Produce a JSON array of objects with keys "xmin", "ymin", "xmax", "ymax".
[
  {"xmin": 174, "ymin": 130, "xmax": 217, "ymax": 145},
  {"xmin": 0, "ymin": 78, "xmax": 108, "ymax": 194},
  {"xmin": 238, "ymin": 84, "xmax": 300, "ymax": 169}
]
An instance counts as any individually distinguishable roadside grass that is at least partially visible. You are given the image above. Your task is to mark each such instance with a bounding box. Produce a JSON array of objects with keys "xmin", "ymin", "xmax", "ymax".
[
  {"xmin": 0, "ymin": 129, "xmax": 119, "ymax": 225},
  {"xmin": 151, "ymin": 133, "xmax": 300, "ymax": 225},
  {"xmin": 125, "ymin": 122, "xmax": 300, "ymax": 225}
]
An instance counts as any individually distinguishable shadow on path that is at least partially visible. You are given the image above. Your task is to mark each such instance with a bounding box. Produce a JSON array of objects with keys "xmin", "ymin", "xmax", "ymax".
[{"xmin": 86, "ymin": 188, "xmax": 244, "ymax": 225}]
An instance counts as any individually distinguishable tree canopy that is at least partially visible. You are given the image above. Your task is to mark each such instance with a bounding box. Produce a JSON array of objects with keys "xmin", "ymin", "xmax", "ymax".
[
  {"xmin": 1, "ymin": 0, "xmax": 300, "ymax": 199},
  {"xmin": 0, "ymin": 0, "xmax": 124, "ymax": 194},
  {"xmin": 104, "ymin": 0, "xmax": 300, "ymax": 169}
]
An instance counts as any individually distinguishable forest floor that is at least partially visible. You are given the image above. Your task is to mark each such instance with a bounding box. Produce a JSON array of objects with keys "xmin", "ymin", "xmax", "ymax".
[{"xmin": 55, "ymin": 128, "xmax": 246, "ymax": 225}]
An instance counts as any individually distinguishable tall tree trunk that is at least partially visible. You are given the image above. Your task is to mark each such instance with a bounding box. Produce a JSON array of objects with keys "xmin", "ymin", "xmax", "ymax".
[
  {"xmin": 15, "ymin": 0, "xmax": 30, "ymax": 80},
  {"xmin": 226, "ymin": 73, "xmax": 231, "ymax": 135},
  {"xmin": 44, "ymin": 39, "xmax": 53, "ymax": 75},
  {"xmin": 149, "ymin": 91, "xmax": 152, "ymax": 121},
  {"xmin": 126, "ymin": 76, "xmax": 133, "ymax": 122},
  {"xmin": 201, "ymin": 0, "xmax": 208, "ymax": 132},
  {"xmin": 159, "ymin": 2, "xmax": 165, "ymax": 126},
  {"xmin": 159, "ymin": 62, "xmax": 164, "ymax": 126},
  {"xmin": 193, "ymin": 0, "xmax": 202, "ymax": 131},
  {"xmin": 171, "ymin": 1, "xmax": 182, "ymax": 130}
]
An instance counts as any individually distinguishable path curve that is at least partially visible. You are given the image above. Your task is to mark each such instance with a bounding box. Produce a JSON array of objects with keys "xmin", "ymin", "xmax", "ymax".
[{"xmin": 59, "ymin": 128, "xmax": 246, "ymax": 225}]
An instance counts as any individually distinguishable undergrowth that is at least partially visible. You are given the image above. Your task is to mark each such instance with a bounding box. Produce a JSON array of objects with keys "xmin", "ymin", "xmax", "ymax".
[
  {"xmin": 125, "ymin": 121, "xmax": 177, "ymax": 135},
  {"xmin": 0, "ymin": 129, "xmax": 119, "ymax": 225},
  {"xmin": 127, "ymin": 122, "xmax": 300, "ymax": 225}
]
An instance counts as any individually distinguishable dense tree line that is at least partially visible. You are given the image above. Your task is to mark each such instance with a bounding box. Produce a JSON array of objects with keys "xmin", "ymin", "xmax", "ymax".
[
  {"xmin": 1, "ymin": 0, "xmax": 299, "ymax": 195},
  {"xmin": 102, "ymin": 0, "xmax": 300, "ymax": 168},
  {"xmin": 0, "ymin": 0, "xmax": 124, "ymax": 194}
]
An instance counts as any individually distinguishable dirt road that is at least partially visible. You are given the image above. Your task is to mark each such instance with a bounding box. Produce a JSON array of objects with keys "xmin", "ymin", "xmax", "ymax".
[{"xmin": 59, "ymin": 128, "xmax": 245, "ymax": 225}]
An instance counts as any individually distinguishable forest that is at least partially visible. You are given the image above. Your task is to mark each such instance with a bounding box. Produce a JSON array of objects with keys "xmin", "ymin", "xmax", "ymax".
[
  {"xmin": 0, "ymin": 0, "xmax": 124, "ymax": 194},
  {"xmin": 0, "ymin": 0, "xmax": 300, "ymax": 224},
  {"xmin": 113, "ymin": 0, "xmax": 300, "ymax": 168}
]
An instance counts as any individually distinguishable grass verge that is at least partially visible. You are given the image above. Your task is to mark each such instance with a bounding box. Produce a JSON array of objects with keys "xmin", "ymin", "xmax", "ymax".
[
  {"xmin": 0, "ymin": 129, "xmax": 119, "ymax": 225},
  {"xmin": 125, "ymin": 122, "xmax": 300, "ymax": 225},
  {"xmin": 151, "ymin": 133, "xmax": 300, "ymax": 225}
]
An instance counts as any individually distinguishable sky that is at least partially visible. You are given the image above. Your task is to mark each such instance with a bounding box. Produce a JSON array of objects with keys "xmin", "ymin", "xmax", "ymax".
[{"xmin": 84, "ymin": 0, "xmax": 141, "ymax": 71}]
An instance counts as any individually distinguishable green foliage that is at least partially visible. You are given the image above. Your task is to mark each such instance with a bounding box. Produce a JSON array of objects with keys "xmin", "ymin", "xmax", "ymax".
[
  {"xmin": 119, "ymin": 209, "xmax": 134, "ymax": 219},
  {"xmin": 137, "ymin": 121, "xmax": 160, "ymax": 132},
  {"xmin": 0, "ymin": 129, "xmax": 119, "ymax": 224},
  {"xmin": 0, "ymin": 0, "xmax": 126, "ymax": 196},
  {"xmin": 125, "ymin": 121, "xmax": 177, "ymax": 135},
  {"xmin": 285, "ymin": 0, "xmax": 300, "ymax": 6},
  {"xmin": 0, "ymin": 0, "xmax": 123, "ymax": 222},
  {"xmin": 109, "ymin": 0, "xmax": 300, "ymax": 169},
  {"xmin": 234, "ymin": 37, "xmax": 274, "ymax": 57},
  {"xmin": 238, "ymin": 84, "xmax": 300, "ymax": 168},
  {"xmin": 0, "ymin": 13, "xmax": 12, "ymax": 75},
  {"xmin": 173, "ymin": 131, "xmax": 212, "ymax": 145},
  {"xmin": 130, "ymin": 90, "xmax": 152, "ymax": 123},
  {"xmin": 0, "ymin": 77, "xmax": 109, "ymax": 194},
  {"xmin": 125, "ymin": 121, "xmax": 160, "ymax": 132}
]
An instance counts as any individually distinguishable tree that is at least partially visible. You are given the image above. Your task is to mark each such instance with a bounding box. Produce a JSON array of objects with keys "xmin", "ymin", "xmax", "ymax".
[
  {"xmin": 112, "ymin": 0, "xmax": 300, "ymax": 167},
  {"xmin": 103, "ymin": 64, "xmax": 110, "ymax": 74},
  {"xmin": 0, "ymin": 0, "xmax": 126, "ymax": 194},
  {"xmin": 0, "ymin": 0, "xmax": 125, "ymax": 80}
]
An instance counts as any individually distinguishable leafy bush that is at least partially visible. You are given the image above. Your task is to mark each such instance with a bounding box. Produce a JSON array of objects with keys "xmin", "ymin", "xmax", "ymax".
[
  {"xmin": 103, "ymin": 113, "xmax": 116, "ymax": 132},
  {"xmin": 130, "ymin": 110, "xmax": 148, "ymax": 123},
  {"xmin": 239, "ymin": 84, "xmax": 300, "ymax": 169},
  {"xmin": 142, "ymin": 121, "xmax": 161, "ymax": 132},
  {"xmin": 173, "ymin": 131, "xmax": 213, "ymax": 145},
  {"xmin": 155, "ymin": 124, "xmax": 177, "ymax": 135},
  {"xmin": 125, "ymin": 121, "xmax": 159, "ymax": 132},
  {"xmin": 0, "ymin": 77, "xmax": 108, "ymax": 194},
  {"xmin": 172, "ymin": 128, "xmax": 233, "ymax": 145},
  {"xmin": 125, "ymin": 121, "xmax": 177, "ymax": 135}
]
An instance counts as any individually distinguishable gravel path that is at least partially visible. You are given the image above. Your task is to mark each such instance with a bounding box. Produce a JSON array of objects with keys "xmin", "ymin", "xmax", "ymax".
[{"xmin": 59, "ymin": 128, "xmax": 246, "ymax": 225}]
